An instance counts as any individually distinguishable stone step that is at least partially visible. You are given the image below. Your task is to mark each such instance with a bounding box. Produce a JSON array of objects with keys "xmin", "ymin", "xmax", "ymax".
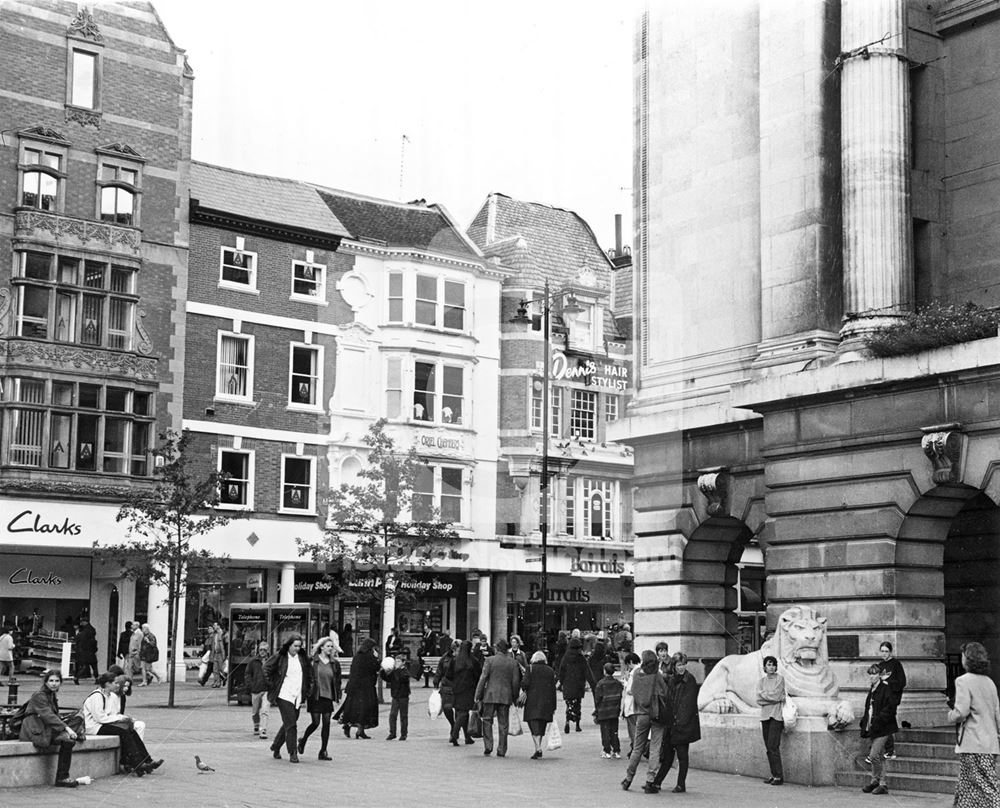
[
  {"xmin": 890, "ymin": 756, "xmax": 959, "ymax": 776},
  {"xmin": 836, "ymin": 770, "xmax": 956, "ymax": 795},
  {"xmin": 894, "ymin": 741, "xmax": 955, "ymax": 759},
  {"xmin": 898, "ymin": 727, "xmax": 955, "ymax": 744}
]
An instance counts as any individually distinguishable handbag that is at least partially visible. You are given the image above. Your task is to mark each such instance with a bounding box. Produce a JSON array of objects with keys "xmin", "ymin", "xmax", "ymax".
[
  {"xmin": 427, "ymin": 689, "xmax": 443, "ymax": 719},
  {"xmin": 547, "ymin": 720, "xmax": 563, "ymax": 750},
  {"xmin": 781, "ymin": 699, "xmax": 798, "ymax": 731},
  {"xmin": 508, "ymin": 707, "xmax": 524, "ymax": 736},
  {"xmin": 468, "ymin": 709, "xmax": 483, "ymax": 739}
]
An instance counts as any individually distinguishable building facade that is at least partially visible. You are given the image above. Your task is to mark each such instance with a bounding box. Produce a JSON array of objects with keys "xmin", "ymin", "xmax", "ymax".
[
  {"xmin": 0, "ymin": 1, "xmax": 191, "ymax": 671},
  {"xmin": 468, "ymin": 193, "xmax": 635, "ymax": 646},
  {"xmin": 615, "ymin": 0, "xmax": 1000, "ymax": 725}
]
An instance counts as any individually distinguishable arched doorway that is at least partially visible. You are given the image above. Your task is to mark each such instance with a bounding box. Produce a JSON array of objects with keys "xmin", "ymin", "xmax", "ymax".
[{"xmin": 944, "ymin": 491, "xmax": 1000, "ymax": 692}]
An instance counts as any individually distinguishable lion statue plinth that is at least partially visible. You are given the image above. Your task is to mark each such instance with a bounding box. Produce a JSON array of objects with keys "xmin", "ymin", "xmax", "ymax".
[{"xmin": 697, "ymin": 605, "xmax": 854, "ymax": 730}]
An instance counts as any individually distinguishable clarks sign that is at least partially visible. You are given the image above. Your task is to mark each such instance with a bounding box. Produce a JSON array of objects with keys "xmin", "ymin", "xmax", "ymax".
[
  {"xmin": 0, "ymin": 553, "xmax": 91, "ymax": 599},
  {"xmin": 7, "ymin": 509, "xmax": 83, "ymax": 536}
]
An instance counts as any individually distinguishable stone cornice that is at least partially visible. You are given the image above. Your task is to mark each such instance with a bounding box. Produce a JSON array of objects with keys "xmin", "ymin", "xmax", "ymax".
[
  {"xmin": 935, "ymin": 0, "xmax": 1000, "ymax": 33},
  {"xmin": 1, "ymin": 339, "xmax": 159, "ymax": 381},
  {"xmin": 189, "ymin": 202, "xmax": 344, "ymax": 252},
  {"xmin": 340, "ymin": 239, "xmax": 502, "ymax": 278}
]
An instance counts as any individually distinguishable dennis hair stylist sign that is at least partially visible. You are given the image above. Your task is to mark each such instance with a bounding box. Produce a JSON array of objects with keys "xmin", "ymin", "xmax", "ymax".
[{"xmin": 0, "ymin": 553, "xmax": 92, "ymax": 599}]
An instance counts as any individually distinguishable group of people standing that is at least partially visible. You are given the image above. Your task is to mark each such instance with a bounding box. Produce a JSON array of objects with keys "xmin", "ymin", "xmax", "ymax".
[{"xmin": 113, "ymin": 620, "xmax": 160, "ymax": 686}]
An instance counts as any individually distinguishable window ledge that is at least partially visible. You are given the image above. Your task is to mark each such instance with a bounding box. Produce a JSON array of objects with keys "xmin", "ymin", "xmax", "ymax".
[
  {"xmin": 277, "ymin": 508, "xmax": 316, "ymax": 517},
  {"xmin": 383, "ymin": 322, "xmax": 474, "ymax": 339},
  {"xmin": 213, "ymin": 395, "xmax": 256, "ymax": 406},
  {"xmin": 217, "ymin": 282, "xmax": 260, "ymax": 295},
  {"xmin": 286, "ymin": 404, "xmax": 325, "ymax": 414},
  {"xmin": 215, "ymin": 503, "xmax": 252, "ymax": 512},
  {"xmin": 289, "ymin": 295, "xmax": 328, "ymax": 306}
]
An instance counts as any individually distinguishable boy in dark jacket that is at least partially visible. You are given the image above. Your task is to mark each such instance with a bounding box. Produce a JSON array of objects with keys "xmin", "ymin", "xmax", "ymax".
[
  {"xmin": 380, "ymin": 652, "xmax": 412, "ymax": 741},
  {"xmin": 593, "ymin": 662, "xmax": 624, "ymax": 758},
  {"xmin": 860, "ymin": 664, "xmax": 898, "ymax": 795},
  {"xmin": 246, "ymin": 642, "xmax": 270, "ymax": 739}
]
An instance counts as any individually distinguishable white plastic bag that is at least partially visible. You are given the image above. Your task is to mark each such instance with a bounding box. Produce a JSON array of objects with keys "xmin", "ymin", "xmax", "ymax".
[
  {"xmin": 427, "ymin": 689, "xmax": 442, "ymax": 719},
  {"xmin": 198, "ymin": 661, "xmax": 209, "ymax": 681},
  {"xmin": 781, "ymin": 699, "xmax": 798, "ymax": 731},
  {"xmin": 547, "ymin": 720, "xmax": 562, "ymax": 750},
  {"xmin": 508, "ymin": 707, "xmax": 524, "ymax": 736}
]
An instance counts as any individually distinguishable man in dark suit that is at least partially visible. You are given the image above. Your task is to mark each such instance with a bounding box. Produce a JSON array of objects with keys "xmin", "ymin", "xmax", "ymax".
[{"xmin": 474, "ymin": 637, "xmax": 521, "ymax": 757}]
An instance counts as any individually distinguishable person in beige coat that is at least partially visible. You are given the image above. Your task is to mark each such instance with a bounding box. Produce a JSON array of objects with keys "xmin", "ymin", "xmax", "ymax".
[
  {"xmin": 947, "ymin": 641, "xmax": 1000, "ymax": 808},
  {"xmin": 474, "ymin": 637, "xmax": 522, "ymax": 757}
]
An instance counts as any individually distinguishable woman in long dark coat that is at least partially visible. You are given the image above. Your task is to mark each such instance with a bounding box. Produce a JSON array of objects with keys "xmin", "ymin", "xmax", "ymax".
[
  {"xmin": 557, "ymin": 636, "xmax": 596, "ymax": 733},
  {"xmin": 340, "ymin": 637, "xmax": 379, "ymax": 739},
  {"xmin": 521, "ymin": 650, "xmax": 557, "ymax": 759},
  {"xmin": 651, "ymin": 652, "xmax": 701, "ymax": 793},
  {"xmin": 447, "ymin": 639, "xmax": 481, "ymax": 746}
]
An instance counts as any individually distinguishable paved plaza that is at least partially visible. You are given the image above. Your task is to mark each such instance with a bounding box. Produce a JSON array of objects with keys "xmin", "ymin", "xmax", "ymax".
[{"xmin": 3, "ymin": 674, "xmax": 953, "ymax": 808}]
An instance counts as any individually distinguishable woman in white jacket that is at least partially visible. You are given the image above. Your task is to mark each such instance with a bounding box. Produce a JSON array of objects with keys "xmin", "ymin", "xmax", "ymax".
[
  {"xmin": 947, "ymin": 642, "xmax": 1000, "ymax": 808},
  {"xmin": 82, "ymin": 672, "xmax": 162, "ymax": 776},
  {"xmin": 618, "ymin": 652, "xmax": 641, "ymax": 757}
]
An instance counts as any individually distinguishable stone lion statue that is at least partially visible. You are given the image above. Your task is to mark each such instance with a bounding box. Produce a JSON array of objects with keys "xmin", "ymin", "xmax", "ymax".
[{"xmin": 697, "ymin": 605, "xmax": 854, "ymax": 730}]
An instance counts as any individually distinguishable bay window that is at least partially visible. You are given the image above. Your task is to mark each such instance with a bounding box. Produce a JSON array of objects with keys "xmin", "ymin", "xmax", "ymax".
[
  {"xmin": 564, "ymin": 477, "xmax": 616, "ymax": 540},
  {"xmin": 411, "ymin": 359, "xmax": 464, "ymax": 424},
  {"xmin": 384, "ymin": 271, "xmax": 467, "ymax": 332},
  {"xmin": 412, "ymin": 464, "xmax": 464, "ymax": 525}
]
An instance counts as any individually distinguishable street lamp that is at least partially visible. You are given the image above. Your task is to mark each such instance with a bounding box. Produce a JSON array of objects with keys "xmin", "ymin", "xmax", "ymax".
[{"xmin": 510, "ymin": 281, "xmax": 582, "ymax": 651}]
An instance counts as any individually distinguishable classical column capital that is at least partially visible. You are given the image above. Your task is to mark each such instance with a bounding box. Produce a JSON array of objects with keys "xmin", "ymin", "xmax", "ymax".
[
  {"xmin": 920, "ymin": 423, "xmax": 964, "ymax": 485},
  {"xmin": 697, "ymin": 466, "xmax": 730, "ymax": 517}
]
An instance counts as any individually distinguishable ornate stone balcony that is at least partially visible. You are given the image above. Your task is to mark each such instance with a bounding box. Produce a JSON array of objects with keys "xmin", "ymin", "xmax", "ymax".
[
  {"xmin": 0, "ymin": 338, "xmax": 158, "ymax": 380},
  {"xmin": 13, "ymin": 210, "xmax": 141, "ymax": 258}
]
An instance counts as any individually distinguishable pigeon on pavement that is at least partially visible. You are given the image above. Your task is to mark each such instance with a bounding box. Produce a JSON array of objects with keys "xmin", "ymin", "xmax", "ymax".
[{"xmin": 194, "ymin": 755, "xmax": 216, "ymax": 773}]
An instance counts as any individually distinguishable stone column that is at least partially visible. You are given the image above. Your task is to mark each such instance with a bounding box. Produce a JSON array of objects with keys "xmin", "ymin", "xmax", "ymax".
[
  {"xmin": 118, "ymin": 578, "xmax": 137, "ymax": 630},
  {"xmin": 478, "ymin": 574, "xmax": 492, "ymax": 638},
  {"xmin": 840, "ymin": 0, "xmax": 913, "ymax": 340},
  {"xmin": 279, "ymin": 563, "xmax": 296, "ymax": 605}
]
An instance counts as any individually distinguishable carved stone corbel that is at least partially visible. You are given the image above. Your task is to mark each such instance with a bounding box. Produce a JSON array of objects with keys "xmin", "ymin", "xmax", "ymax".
[
  {"xmin": 697, "ymin": 466, "xmax": 730, "ymax": 517},
  {"xmin": 921, "ymin": 423, "xmax": 964, "ymax": 485}
]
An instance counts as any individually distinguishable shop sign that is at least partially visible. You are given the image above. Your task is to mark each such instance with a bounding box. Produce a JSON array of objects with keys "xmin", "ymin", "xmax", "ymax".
[
  {"xmin": 528, "ymin": 582, "xmax": 590, "ymax": 602},
  {"xmin": 0, "ymin": 553, "xmax": 91, "ymax": 599},
  {"xmin": 551, "ymin": 349, "xmax": 630, "ymax": 392},
  {"xmin": 417, "ymin": 433, "xmax": 465, "ymax": 453},
  {"xmin": 5, "ymin": 508, "xmax": 83, "ymax": 537},
  {"xmin": 567, "ymin": 548, "xmax": 628, "ymax": 578},
  {"xmin": 340, "ymin": 571, "xmax": 462, "ymax": 595},
  {"xmin": 246, "ymin": 572, "xmax": 263, "ymax": 589}
]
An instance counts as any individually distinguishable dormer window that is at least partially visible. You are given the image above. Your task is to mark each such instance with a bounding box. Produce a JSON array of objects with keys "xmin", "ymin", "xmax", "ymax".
[{"xmin": 569, "ymin": 301, "xmax": 599, "ymax": 350}]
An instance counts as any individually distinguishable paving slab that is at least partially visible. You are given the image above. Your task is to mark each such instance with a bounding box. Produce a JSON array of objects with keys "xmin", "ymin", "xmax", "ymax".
[{"xmin": 3, "ymin": 676, "xmax": 955, "ymax": 808}]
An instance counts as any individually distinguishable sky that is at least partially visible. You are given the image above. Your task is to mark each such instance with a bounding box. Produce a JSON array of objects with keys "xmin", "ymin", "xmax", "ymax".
[{"xmin": 152, "ymin": 0, "xmax": 640, "ymax": 253}]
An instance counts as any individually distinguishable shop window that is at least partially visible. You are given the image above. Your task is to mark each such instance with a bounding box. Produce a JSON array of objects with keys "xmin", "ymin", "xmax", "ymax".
[
  {"xmin": 216, "ymin": 333, "xmax": 254, "ymax": 401},
  {"xmin": 569, "ymin": 389, "xmax": 596, "ymax": 440},
  {"xmin": 410, "ymin": 358, "xmax": 463, "ymax": 425},
  {"xmin": 14, "ymin": 252, "xmax": 136, "ymax": 350},
  {"xmin": 564, "ymin": 478, "xmax": 616, "ymax": 540},
  {"xmin": 3, "ymin": 376, "xmax": 154, "ymax": 473},
  {"xmin": 281, "ymin": 455, "xmax": 314, "ymax": 513},
  {"xmin": 218, "ymin": 449, "xmax": 252, "ymax": 509},
  {"xmin": 219, "ymin": 242, "xmax": 257, "ymax": 291},
  {"xmin": 289, "ymin": 344, "xmax": 321, "ymax": 408},
  {"xmin": 19, "ymin": 146, "xmax": 63, "ymax": 211},
  {"xmin": 291, "ymin": 258, "xmax": 326, "ymax": 301}
]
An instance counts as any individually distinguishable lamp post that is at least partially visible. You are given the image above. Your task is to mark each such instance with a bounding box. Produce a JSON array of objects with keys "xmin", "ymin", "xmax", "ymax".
[{"xmin": 510, "ymin": 282, "xmax": 582, "ymax": 651}]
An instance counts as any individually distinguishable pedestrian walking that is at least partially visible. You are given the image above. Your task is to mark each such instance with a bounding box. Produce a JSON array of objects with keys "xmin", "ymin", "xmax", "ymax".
[
  {"xmin": 474, "ymin": 637, "xmax": 521, "ymax": 757},
  {"xmin": 246, "ymin": 642, "xmax": 271, "ymax": 739},
  {"xmin": 340, "ymin": 637, "xmax": 379, "ymax": 739},
  {"xmin": 207, "ymin": 621, "xmax": 227, "ymax": 688},
  {"xmin": 116, "ymin": 621, "xmax": 133, "ymax": 670},
  {"xmin": 618, "ymin": 652, "xmax": 640, "ymax": 756},
  {"xmin": 20, "ymin": 669, "xmax": 81, "ymax": 787},
  {"xmin": 0, "ymin": 624, "xmax": 15, "ymax": 677},
  {"xmin": 614, "ymin": 623, "xmax": 634, "ymax": 668},
  {"xmin": 558, "ymin": 636, "xmax": 596, "ymax": 734},
  {"xmin": 594, "ymin": 661, "xmax": 624, "ymax": 759},
  {"xmin": 299, "ymin": 637, "xmax": 342, "ymax": 760},
  {"xmin": 878, "ymin": 641, "xmax": 906, "ymax": 759},
  {"xmin": 340, "ymin": 623, "xmax": 353, "ymax": 657},
  {"xmin": 859, "ymin": 662, "xmax": 898, "ymax": 795},
  {"xmin": 521, "ymin": 650, "xmax": 557, "ymax": 759},
  {"xmin": 650, "ymin": 652, "xmax": 701, "ymax": 793},
  {"xmin": 264, "ymin": 634, "xmax": 314, "ymax": 763},
  {"xmin": 73, "ymin": 616, "xmax": 98, "ymax": 684},
  {"xmin": 509, "ymin": 634, "xmax": 528, "ymax": 674},
  {"xmin": 129, "ymin": 622, "xmax": 143, "ymax": 676},
  {"xmin": 654, "ymin": 641, "xmax": 671, "ymax": 677},
  {"xmin": 380, "ymin": 650, "xmax": 411, "ymax": 741},
  {"xmin": 947, "ymin": 641, "xmax": 1000, "ymax": 808},
  {"xmin": 82, "ymin": 672, "xmax": 163, "ymax": 775},
  {"xmin": 621, "ymin": 649, "xmax": 668, "ymax": 792},
  {"xmin": 138, "ymin": 624, "xmax": 161, "ymax": 686},
  {"xmin": 434, "ymin": 639, "xmax": 460, "ymax": 735},
  {"xmin": 756, "ymin": 654, "xmax": 786, "ymax": 785},
  {"xmin": 552, "ymin": 630, "xmax": 569, "ymax": 673},
  {"xmin": 448, "ymin": 639, "xmax": 481, "ymax": 746}
]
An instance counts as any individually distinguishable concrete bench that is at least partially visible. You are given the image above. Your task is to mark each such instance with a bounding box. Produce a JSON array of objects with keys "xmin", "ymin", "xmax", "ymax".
[{"xmin": 0, "ymin": 736, "xmax": 120, "ymax": 787}]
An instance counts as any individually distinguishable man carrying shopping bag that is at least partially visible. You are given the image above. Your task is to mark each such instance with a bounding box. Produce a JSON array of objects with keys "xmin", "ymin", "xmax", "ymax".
[{"xmin": 474, "ymin": 638, "xmax": 521, "ymax": 757}]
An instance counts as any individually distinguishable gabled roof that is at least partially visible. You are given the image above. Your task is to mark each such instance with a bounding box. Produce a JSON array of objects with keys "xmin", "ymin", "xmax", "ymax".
[
  {"xmin": 315, "ymin": 189, "xmax": 479, "ymax": 260},
  {"xmin": 190, "ymin": 161, "xmax": 350, "ymax": 239},
  {"xmin": 467, "ymin": 193, "xmax": 614, "ymax": 293}
]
